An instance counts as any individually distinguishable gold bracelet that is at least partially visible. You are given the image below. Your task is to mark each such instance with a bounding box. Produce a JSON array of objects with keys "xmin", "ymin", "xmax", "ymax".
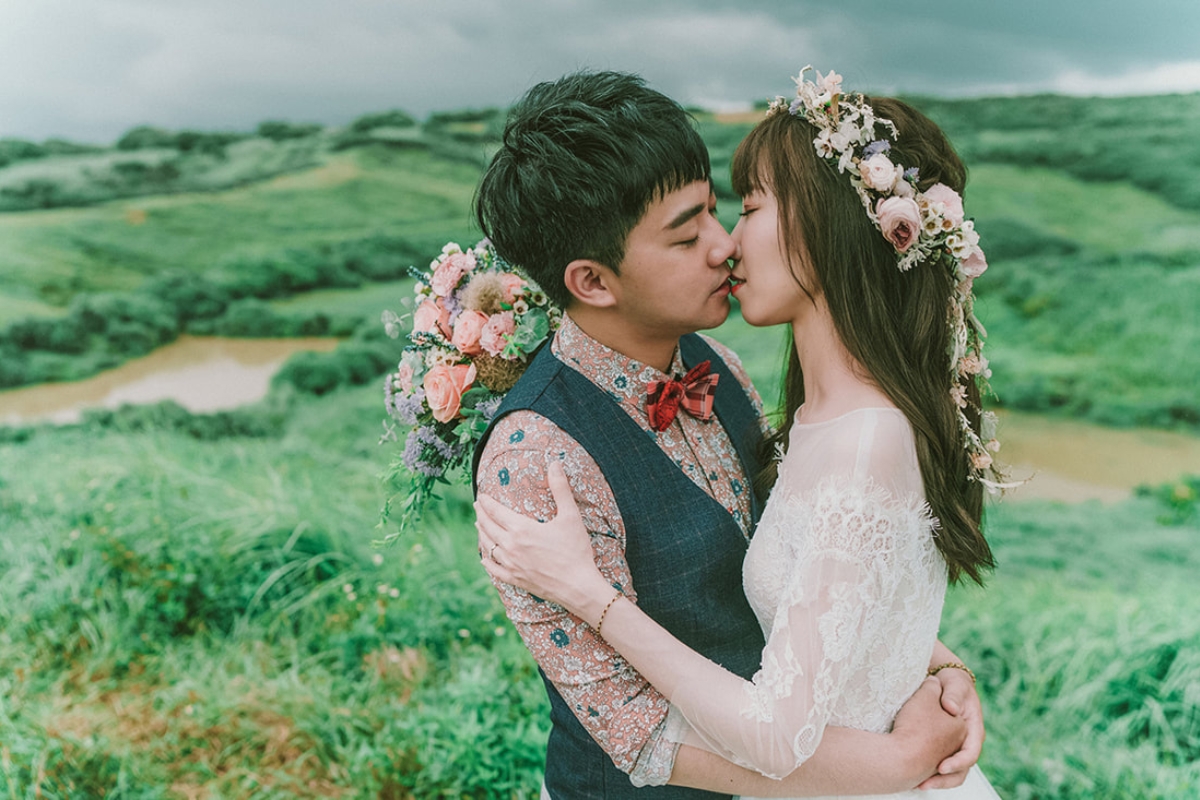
[
  {"xmin": 928, "ymin": 662, "xmax": 976, "ymax": 684},
  {"xmin": 595, "ymin": 590, "xmax": 624, "ymax": 638}
]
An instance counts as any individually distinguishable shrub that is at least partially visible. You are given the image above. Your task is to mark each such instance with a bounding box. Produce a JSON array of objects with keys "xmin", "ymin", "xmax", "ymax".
[
  {"xmin": 0, "ymin": 137, "xmax": 46, "ymax": 166},
  {"xmin": 274, "ymin": 351, "xmax": 350, "ymax": 395},
  {"xmin": 116, "ymin": 125, "xmax": 177, "ymax": 150},
  {"xmin": 257, "ymin": 120, "xmax": 324, "ymax": 141},
  {"xmin": 143, "ymin": 272, "xmax": 232, "ymax": 322},
  {"xmin": 0, "ymin": 178, "xmax": 68, "ymax": 208},
  {"xmin": 78, "ymin": 400, "xmax": 285, "ymax": 441},
  {"xmin": 77, "ymin": 293, "xmax": 178, "ymax": 345},
  {"xmin": 349, "ymin": 109, "xmax": 418, "ymax": 132}
]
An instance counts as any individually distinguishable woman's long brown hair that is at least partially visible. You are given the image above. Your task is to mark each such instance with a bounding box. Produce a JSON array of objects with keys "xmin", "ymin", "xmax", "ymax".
[{"xmin": 738, "ymin": 98, "xmax": 994, "ymax": 584}]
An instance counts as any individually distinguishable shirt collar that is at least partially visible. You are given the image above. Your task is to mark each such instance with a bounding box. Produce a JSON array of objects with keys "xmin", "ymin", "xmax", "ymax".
[{"xmin": 552, "ymin": 314, "xmax": 687, "ymax": 412}]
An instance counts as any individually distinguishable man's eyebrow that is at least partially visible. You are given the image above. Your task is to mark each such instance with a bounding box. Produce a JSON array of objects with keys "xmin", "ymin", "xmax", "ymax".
[{"xmin": 665, "ymin": 203, "xmax": 706, "ymax": 231}]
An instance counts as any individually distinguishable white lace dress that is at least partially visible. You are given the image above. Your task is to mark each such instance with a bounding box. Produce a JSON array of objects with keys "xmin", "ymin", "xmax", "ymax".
[{"xmin": 663, "ymin": 408, "xmax": 999, "ymax": 798}]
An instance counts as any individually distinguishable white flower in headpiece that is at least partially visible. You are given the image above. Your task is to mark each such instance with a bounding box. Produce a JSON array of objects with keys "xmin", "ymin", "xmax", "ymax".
[
  {"xmin": 950, "ymin": 385, "xmax": 968, "ymax": 409},
  {"xmin": 814, "ymin": 128, "xmax": 835, "ymax": 158},
  {"xmin": 816, "ymin": 69, "xmax": 843, "ymax": 97},
  {"xmin": 946, "ymin": 221, "xmax": 981, "ymax": 260},
  {"xmin": 830, "ymin": 119, "xmax": 858, "ymax": 152},
  {"xmin": 921, "ymin": 206, "xmax": 945, "ymax": 236},
  {"xmin": 860, "ymin": 153, "xmax": 903, "ymax": 193}
]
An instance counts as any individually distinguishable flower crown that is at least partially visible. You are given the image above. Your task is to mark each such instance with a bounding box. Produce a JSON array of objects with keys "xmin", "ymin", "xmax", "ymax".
[{"xmin": 770, "ymin": 66, "xmax": 1010, "ymax": 491}]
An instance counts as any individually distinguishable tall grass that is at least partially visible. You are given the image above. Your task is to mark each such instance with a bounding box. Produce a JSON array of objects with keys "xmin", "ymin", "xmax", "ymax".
[
  {"xmin": 0, "ymin": 386, "xmax": 547, "ymax": 796},
  {"xmin": 2, "ymin": 374, "xmax": 1198, "ymax": 796}
]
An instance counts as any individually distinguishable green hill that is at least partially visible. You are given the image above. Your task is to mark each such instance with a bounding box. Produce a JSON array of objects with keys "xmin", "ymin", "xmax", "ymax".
[{"xmin": 2, "ymin": 94, "xmax": 1199, "ymax": 429}]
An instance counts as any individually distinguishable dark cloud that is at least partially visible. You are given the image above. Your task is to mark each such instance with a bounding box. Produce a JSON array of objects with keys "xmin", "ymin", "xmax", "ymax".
[{"xmin": 1, "ymin": 0, "xmax": 1196, "ymax": 143}]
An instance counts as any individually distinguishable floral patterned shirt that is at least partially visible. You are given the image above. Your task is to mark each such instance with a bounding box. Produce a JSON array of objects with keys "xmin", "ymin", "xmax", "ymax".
[{"xmin": 476, "ymin": 315, "xmax": 766, "ymax": 781}]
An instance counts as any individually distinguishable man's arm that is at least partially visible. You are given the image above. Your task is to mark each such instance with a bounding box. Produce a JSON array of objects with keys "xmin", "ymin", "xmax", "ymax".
[{"xmin": 477, "ymin": 413, "xmax": 671, "ymax": 773}]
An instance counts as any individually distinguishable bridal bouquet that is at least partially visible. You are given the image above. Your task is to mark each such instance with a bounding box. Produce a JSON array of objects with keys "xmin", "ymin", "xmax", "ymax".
[{"xmin": 381, "ymin": 239, "xmax": 561, "ymax": 533}]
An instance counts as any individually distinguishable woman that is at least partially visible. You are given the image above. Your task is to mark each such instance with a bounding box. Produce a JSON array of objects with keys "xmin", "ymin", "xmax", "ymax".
[{"xmin": 476, "ymin": 68, "xmax": 1004, "ymax": 798}]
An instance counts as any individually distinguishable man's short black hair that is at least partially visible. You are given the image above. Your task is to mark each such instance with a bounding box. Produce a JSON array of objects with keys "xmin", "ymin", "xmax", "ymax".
[{"xmin": 475, "ymin": 71, "xmax": 711, "ymax": 308}]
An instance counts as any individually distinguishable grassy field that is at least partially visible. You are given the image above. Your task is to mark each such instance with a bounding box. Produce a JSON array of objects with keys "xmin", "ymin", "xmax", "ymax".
[
  {"xmin": 2, "ymin": 360, "xmax": 1198, "ymax": 797},
  {"xmin": 2, "ymin": 93, "xmax": 1199, "ymax": 796},
  {"xmin": 0, "ymin": 146, "xmax": 478, "ymax": 316}
]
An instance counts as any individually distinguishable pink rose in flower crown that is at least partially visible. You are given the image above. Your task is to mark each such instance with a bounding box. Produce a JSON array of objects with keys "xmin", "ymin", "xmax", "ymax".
[
  {"xmin": 413, "ymin": 299, "xmax": 451, "ymax": 337},
  {"xmin": 499, "ymin": 273, "xmax": 527, "ymax": 304},
  {"xmin": 961, "ymin": 247, "xmax": 988, "ymax": 279},
  {"xmin": 423, "ymin": 362, "xmax": 477, "ymax": 423},
  {"xmin": 922, "ymin": 183, "xmax": 965, "ymax": 226},
  {"xmin": 970, "ymin": 451, "xmax": 994, "ymax": 471},
  {"xmin": 430, "ymin": 252, "xmax": 475, "ymax": 297},
  {"xmin": 451, "ymin": 310, "xmax": 490, "ymax": 355},
  {"xmin": 479, "ymin": 311, "xmax": 516, "ymax": 357},
  {"xmin": 876, "ymin": 196, "xmax": 921, "ymax": 252}
]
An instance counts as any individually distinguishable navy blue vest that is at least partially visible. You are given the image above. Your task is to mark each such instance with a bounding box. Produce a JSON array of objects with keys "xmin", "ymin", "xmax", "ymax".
[{"xmin": 473, "ymin": 334, "xmax": 767, "ymax": 799}]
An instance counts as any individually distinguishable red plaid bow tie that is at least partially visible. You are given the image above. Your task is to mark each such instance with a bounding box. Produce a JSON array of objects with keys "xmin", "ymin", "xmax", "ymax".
[{"xmin": 645, "ymin": 360, "xmax": 719, "ymax": 432}]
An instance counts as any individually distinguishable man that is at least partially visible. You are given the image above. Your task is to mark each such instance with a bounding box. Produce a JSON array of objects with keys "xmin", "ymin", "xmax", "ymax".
[{"xmin": 471, "ymin": 71, "xmax": 983, "ymax": 798}]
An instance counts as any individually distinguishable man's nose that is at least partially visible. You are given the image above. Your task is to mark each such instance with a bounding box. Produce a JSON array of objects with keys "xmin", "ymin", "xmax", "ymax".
[{"xmin": 709, "ymin": 223, "xmax": 736, "ymax": 266}]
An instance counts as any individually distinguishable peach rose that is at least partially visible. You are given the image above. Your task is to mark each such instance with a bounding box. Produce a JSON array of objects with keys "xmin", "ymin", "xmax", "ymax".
[
  {"xmin": 413, "ymin": 299, "xmax": 451, "ymax": 337},
  {"xmin": 922, "ymin": 183, "xmax": 964, "ymax": 226},
  {"xmin": 423, "ymin": 363, "xmax": 477, "ymax": 423},
  {"xmin": 876, "ymin": 196, "xmax": 921, "ymax": 252},
  {"xmin": 430, "ymin": 252, "xmax": 475, "ymax": 296},
  {"xmin": 451, "ymin": 310, "xmax": 490, "ymax": 355},
  {"xmin": 480, "ymin": 311, "xmax": 516, "ymax": 357},
  {"xmin": 499, "ymin": 273, "xmax": 527, "ymax": 304}
]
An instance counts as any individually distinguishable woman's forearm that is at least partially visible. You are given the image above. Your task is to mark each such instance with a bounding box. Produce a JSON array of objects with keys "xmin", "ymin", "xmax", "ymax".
[
  {"xmin": 570, "ymin": 592, "xmax": 722, "ymax": 705},
  {"xmin": 669, "ymin": 727, "xmax": 924, "ymax": 796},
  {"xmin": 665, "ymin": 671, "xmax": 966, "ymax": 795}
]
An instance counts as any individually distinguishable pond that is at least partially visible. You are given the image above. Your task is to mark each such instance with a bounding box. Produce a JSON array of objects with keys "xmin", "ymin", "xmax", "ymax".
[
  {"xmin": 0, "ymin": 335, "xmax": 339, "ymax": 426},
  {"xmin": 993, "ymin": 409, "xmax": 1200, "ymax": 503}
]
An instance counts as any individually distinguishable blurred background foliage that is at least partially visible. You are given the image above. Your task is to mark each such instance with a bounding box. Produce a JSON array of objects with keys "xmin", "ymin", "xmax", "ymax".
[{"xmin": 1, "ymin": 92, "xmax": 1198, "ymax": 797}]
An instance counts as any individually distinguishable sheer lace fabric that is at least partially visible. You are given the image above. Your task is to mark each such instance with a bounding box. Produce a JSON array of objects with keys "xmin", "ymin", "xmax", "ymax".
[{"xmin": 665, "ymin": 408, "xmax": 952, "ymax": 779}]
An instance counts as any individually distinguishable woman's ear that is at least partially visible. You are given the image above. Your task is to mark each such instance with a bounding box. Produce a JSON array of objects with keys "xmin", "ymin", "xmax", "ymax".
[{"xmin": 563, "ymin": 259, "xmax": 618, "ymax": 309}]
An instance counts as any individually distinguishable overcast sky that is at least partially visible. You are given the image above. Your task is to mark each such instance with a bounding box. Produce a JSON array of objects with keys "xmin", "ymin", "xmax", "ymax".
[{"xmin": 2, "ymin": 0, "xmax": 1198, "ymax": 144}]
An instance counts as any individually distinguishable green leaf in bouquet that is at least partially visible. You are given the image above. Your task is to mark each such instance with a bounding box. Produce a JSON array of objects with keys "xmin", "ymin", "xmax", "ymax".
[
  {"xmin": 505, "ymin": 308, "xmax": 550, "ymax": 356},
  {"xmin": 459, "ymin": 385, "xmax": 493, "ymax": 410}
]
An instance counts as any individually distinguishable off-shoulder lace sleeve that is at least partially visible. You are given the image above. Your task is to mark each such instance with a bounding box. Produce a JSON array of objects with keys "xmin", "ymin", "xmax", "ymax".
[{"xmin": 660, "ymin": 410, "xmax": 944, "ymax": 779}]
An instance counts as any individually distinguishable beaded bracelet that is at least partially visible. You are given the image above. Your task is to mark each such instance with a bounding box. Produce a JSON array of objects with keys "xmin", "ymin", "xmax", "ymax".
[
  {"xmin": 595, "ymin": 590, "xmax": 624, "ymax": 638},
  {"xmin": 928, "ymin": 662, "xmax": 976, "ymax": 684}
]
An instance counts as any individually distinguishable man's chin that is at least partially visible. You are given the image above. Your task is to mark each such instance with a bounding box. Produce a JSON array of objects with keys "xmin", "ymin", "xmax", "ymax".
[{"xmin": 695, "ymin": 300, "xmax": 732, "ymax": 332}]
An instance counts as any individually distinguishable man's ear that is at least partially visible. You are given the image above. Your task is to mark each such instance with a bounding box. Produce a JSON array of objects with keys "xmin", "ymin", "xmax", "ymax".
[{"xmin": 563, "ymin": 259, "xmax": 618, "ymax": 309}]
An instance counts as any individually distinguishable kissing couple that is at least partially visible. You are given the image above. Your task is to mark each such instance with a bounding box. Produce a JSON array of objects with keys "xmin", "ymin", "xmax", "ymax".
[{"xmin": 471, "ymin": 68, "xmax": 1004, "ymax": 800}]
